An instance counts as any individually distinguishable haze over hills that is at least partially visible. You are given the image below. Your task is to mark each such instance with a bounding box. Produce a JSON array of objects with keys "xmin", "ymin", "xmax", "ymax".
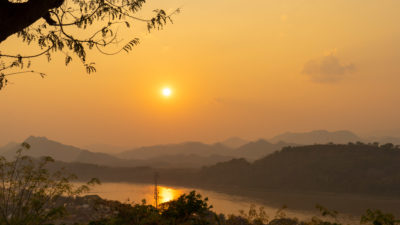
[
  {"xmin": 193, "ymin": 143, "xmax": 400, "ymax": 196},
  {"xmin": 268, "ymin": 130, "xmax": 400, "ymax": 145},
  {"xmin": 43, "ymin": 142, "xmax": 400, "ymax": 198},
  {"xmin": 0, "ymin": 136, "xmax": 133, "ymax": 167},
  {"xmin": 369, "ymin": 136, "xmax": 400, "ymax": 145},
  {"xmin": 117, "ymin": 142, "xmax": 234, "ymax": 160},
  {"xmin": 0, "ymin": 136, "xmax": 292, "ymax": 167},
  {"xmin": 2, "ymin": 134, "xmax": 400, "ymax": 199},
  {"xmin": 0, "ymin": 136, "xmax": 284, "ymax": 168},
  {"xmin": 36, "ymin": 143, "xmax": 400, "ymax": 216},
  {"xmin": 2, "ymin": 130, "xmax": 399, "ymax": 169},
  {"xmin": 219, "ymin": 137, "xmax": 248, "ymax": 149},
  {"xmin": 83, "ymin": 144, "xmax": 130, "ymax": 154},
  {"xmin": 117, "ymin": 139, "xmax": 289, "ymax": 161},
  {"xmin": 269, "ymin": 130, "xmax": 361, "ymax": 145},
  {"xmin": 1, "ymin": 136, "xmax": 233, "ymax": 168},
  {"xmin": 232, "ymin": 139, "xmax": 293, "ymax": 160}
]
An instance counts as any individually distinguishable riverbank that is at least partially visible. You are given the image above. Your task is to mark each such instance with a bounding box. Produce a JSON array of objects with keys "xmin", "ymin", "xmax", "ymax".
[{"xmin": 132, "ymin": 180, "xmax": 400, "ymax": 218}]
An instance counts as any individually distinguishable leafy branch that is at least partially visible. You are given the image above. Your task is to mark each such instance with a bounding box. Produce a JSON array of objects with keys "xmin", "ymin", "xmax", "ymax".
[{"xmin": 0, "ymin": 0, "xmax": 179, "ymax": 89}]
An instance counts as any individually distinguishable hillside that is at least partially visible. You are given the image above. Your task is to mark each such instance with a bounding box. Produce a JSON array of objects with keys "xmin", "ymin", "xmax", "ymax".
[
  {"xmin": 220, "ymin": 137, "xmax": 248, "ymax": 148},
  {"xmin": 118, "ymin": 139, "xmax": 287, "ymax": 161},
  {"xmin": 43, "ymin": 142, "xmax": 400, "ymax": 197},
  {"xmin": 232, "ymin": 139, "xmax": 292, "ymax": 160},
  {"xmin": 2, "ymin": 136, "xmax": 86, "ymax": 162},
  {"xmin": 195, "ymin": 143, "xmax": 400, "ymax": 195},
  {"xmin": 117, "ymin": 142, "xmax": 233, "ymax": 159},
  {"xmin": 0, "ymin": 137, "xmax": 236, "ymax": 168},
  {"xmin": 0, "ymin": 136, "xmax": 292, "ymax": 168}
]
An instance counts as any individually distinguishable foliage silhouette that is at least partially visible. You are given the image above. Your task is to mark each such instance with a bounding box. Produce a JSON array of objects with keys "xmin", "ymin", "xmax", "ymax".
[
  {"xmin": 196, "ymin": 142, "xmax": 400, "ymax": 195},
  {"xmin": 86, "ymin": 195, "xmax": 400, "ymax": 225},
  {"xmin": 0, "ymin": 142, "xmax": 99, "ymax": 225},
  {"xmin": 0, "ymin": 0, "xmax": 178, "ymax": 89},
  {"xmin": 361, "ymin": 209, "xmax": 400, "ymax": 225}
]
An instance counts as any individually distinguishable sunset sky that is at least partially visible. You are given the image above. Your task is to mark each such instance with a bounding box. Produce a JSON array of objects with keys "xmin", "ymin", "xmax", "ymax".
[{"xmin": 1, "ymin": 0, "xmax": 400, "ymax": 150}]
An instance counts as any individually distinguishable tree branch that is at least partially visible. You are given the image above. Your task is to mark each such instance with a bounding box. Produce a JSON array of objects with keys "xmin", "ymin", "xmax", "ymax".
[{"xmin": 0, "ymin": 0, "xmax": 65, "ymax": 43}]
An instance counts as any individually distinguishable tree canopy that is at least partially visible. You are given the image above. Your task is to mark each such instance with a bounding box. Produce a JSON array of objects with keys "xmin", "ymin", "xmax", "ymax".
[{"xmin": 0, "ymin": 0, "xmax": 178, "ymax": 89}]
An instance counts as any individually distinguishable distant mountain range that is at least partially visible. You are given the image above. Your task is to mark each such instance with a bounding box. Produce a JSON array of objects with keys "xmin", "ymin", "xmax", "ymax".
[
  {"xmin": 2, "ymin": 133, "xmax": 400, "ymax": 197},
  {"xmin": 117, "ymin": 142, "xmax": 233, "ymax": 160},
  {"xmin": 269, "ymin": 130, "xmax": 361, "ymax": 145},
  {"xmin": 83, "ymin": 144, "xmax": 129, "ymax": 154},
  {"xmin": 117, "ymin": 139, "xmax": 290, "ymax": 161},
  {"xmin": 1, "ymin": 130, "xmax": 399, "ymax": 169},
  {"xmin": 0, "ymin": 136, "xmax": 288, "ymax": 168},
  {"xmin": 0, "ymin": 136, "xmax": 133, "ymax": 167},
  {"xmin": 44, "ymin": 142, "xmax": 400, "ymax": 197},
  {"xmin": 219, "ymin": 137, "xmax": 248, "ymax": 149},
  {"xmin": 269, "ymin": 130, "xmax": 400, "ymax": 145}
]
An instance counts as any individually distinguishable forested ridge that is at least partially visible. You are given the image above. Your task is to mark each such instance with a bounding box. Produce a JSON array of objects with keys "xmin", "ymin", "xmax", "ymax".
[
  {"xmin": 48, "ymin": 143, "xmax": 400, "ymax": 196},
  {"xmin": 195, "ymin": 143, "xmax": 400, "ymax": 195}
]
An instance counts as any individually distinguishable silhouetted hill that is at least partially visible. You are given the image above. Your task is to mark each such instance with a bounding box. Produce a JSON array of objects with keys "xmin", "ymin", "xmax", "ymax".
[
  {"xmin": 75, "ymin": 150, "xmax": 137, "ymax": 166},
  {"xmin": 84, "ymin": 143, "xmax": 129, "ymax": 154},
  {"xmin": 196, "ymin": 143, "xmax": 400, "ymax": 195},
  {"xmin": 22, "ymin": 142, "xmax": 400, "ymax": 198},
  {"xmin": 1, "ymin": 136, "xmax": 293, "ymax": 168},
  {"xmin": 219, "ymin": 137, "xmax": 248, "ymax": 149},
  {"xmin": 270, "ymin": 130, "xmax": 361, "ymax": 145},
  {"xmin": 2, "ymin": 136, "xmax": 84, "ymax": 162},
  {"xmin": 118, "ymin": 139, "xmax": 288, "ymax": 161},
  {"xmin": 0, "ymin": 136, "xmax": 134, "ymax": 167},
  {"xmin": 118, "ymin": 142, "xmax": 234, "ymax": 159},
  {"xmin": 144, "ymin": 154, "xmax": 233, "ymax": 168},
  {"xmin": 0, "ymin": 136, "xmax": 236, "ymax": 168},
  {"xmin": 232, "ymin": 139, "xmax": 292, "ymax": 160}
]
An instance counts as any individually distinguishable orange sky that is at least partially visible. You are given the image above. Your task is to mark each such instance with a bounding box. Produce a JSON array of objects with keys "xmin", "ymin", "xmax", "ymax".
[{"xmin": 1, "ymin": 0, "xmax": 400, "ymax": 149}]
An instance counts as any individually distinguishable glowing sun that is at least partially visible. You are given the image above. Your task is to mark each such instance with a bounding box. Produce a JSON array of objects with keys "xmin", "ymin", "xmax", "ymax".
[{"xmin": 161, "ymin": 87, "xmax": 172, "ymax": 97}]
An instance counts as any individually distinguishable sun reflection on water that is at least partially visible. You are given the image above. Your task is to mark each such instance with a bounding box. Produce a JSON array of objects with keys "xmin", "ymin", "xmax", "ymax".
[{"xmin": 158, "ymin": 186, "xmax": 182, "ymax": 204}]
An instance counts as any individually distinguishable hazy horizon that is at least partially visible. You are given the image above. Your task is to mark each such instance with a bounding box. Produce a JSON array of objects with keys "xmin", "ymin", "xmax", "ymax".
[{"xmin": 2, "ymin": 129, "xmax": 400, "ymax": 154}]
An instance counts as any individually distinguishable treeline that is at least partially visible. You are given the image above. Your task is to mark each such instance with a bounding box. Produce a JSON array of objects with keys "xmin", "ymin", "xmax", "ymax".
[
  {"xmin": 87, "ymin": 191, "xmax": 400, "ymax": 225},
  {"xmin": 192, "ymin": 143, "xmax": 400, "ymax": 195}
]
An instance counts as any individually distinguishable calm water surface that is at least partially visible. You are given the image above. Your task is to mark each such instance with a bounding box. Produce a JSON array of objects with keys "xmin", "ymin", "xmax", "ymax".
[{"xmin": 85, "ymin": 182, "xmax": 358, "ymax": 223}]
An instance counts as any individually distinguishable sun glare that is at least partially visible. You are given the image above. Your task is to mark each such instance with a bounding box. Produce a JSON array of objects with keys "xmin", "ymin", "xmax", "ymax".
[
  {"xmin": 159, "ymin": 187, "xmax": 180, "ymax": 203},
  {"xmin": 162, "ymin": 87, "xmax": 172, "ymax": 97}
]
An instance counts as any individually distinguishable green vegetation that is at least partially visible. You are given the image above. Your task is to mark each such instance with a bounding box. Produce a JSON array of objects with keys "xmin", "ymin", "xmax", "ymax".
[
  {"xmin": 86, "ymin": 193, "xmax": 400, "ymax": 225},
  {"xmin": 0, "ymin": 143, "xmax": 98, "ymax": 225},
  {"xmin": 89, "ymin": 191, "xmax": 213, "ymax": 225},
  {"xmin": 197, "ymin": 142, "xmax": 400, "ymax": 195}
]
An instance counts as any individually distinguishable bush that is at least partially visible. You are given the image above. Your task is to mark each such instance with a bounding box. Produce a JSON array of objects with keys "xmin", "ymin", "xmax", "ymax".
[{"xmin": 0, "ymin": 142, "xmax": 98, "ymax": 225}]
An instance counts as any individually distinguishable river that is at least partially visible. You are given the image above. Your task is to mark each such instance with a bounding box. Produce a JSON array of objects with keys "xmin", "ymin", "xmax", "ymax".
[{"xmin": 85, "ymin": 182, "xmax": 365, "ymax": 223}]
